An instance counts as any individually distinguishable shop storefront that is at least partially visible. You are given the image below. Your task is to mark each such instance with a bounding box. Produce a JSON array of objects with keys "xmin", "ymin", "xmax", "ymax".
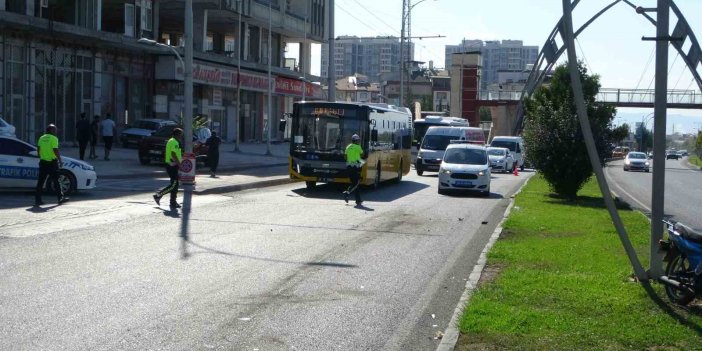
[
  {"xmin": 154, "ymin": 57, "xmax": 324, "ymax": 142},
  {"xmin": 0, "ymin": 34, "xmax": 152, "ymax": 143}
]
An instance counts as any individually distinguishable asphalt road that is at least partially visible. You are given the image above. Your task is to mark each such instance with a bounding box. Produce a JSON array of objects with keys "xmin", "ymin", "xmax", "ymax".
[
  {"xmin": 0, "ymin": 170, "xmax": 531, "ymax": 350},
  {"xmin": 604, "ymin": 157, "xmax": 702, "ymax": 230}
]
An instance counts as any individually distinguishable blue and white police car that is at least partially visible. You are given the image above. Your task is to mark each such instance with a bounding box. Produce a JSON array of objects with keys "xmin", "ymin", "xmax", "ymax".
[{"xmin": 0, "ymin": 136, "xmax": 97, "ymax": 194}]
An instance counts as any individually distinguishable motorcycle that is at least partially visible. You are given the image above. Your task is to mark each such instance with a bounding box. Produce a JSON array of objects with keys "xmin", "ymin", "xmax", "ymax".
[{"xmin": 659, "ymin": 220, "xmax": 702, "ymax": 305}]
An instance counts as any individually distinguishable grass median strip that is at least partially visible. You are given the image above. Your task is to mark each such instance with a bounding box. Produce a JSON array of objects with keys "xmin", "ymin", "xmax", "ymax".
[
  {"xmin": 690, "ymin": 155, "xmax": 702, "ymax": 168},
  {"xmin": 457, "ymin": 175, "xmax": 702, "ymax": 350}
]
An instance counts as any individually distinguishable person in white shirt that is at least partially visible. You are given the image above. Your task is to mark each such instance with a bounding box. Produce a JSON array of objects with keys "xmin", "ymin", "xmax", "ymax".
[{"xmin": 100, "ymin": 113, "xmax": 116, "ymax": 161}]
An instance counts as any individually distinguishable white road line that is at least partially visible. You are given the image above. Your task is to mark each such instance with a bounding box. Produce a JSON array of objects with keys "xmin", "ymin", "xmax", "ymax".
[{"xmin": 604, "ymin": 167, "xmax": 651, "ymax": 213}]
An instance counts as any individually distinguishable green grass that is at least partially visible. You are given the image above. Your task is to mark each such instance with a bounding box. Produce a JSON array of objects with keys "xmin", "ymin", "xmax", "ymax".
[
  {"xmin": 457, "ymin": 176, "xmax": 702, "ymax": 351},
  {"xmin": 690, "ymin": 155, "xmax": 702, "ymax": 168}
]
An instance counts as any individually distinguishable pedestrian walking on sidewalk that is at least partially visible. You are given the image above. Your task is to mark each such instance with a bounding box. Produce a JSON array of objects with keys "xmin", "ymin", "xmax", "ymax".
[
  {"xmin": 89, "ymin": 115, "xmax": 99, "ymax": 159},
  {"xmin": 100, "ymin": 113, "xmax": 116, "ymax": 161},
  {"xmin": 153, "ymin": 128, "xmax": 183, "ymax": 209},
  {"xmin": 205, "ymin": 131, "xmax": 221, "ymax": 177},
  {"xmin": 75, "ymin": 113, "xmax": 91, "ymax": 160},
  {"xmin": 35, "ymin": 124, "xmax": 68, "ymax": 207},
  {"xmin": 343, "ymin": 134, "xmax": 365, "ymax": 206}
]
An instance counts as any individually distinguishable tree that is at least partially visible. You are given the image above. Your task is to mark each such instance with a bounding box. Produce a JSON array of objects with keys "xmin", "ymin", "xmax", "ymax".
[
  {"xmin": 523, "ymin": 62, "xmax": 619, "ymax": 199},
  {"xmin": 697, "ymin": 130, "xmax": 702, "ymax": 154},
  {"xmin": 479, "ymin": 107, "xmax": 492, "ymax": 122}
]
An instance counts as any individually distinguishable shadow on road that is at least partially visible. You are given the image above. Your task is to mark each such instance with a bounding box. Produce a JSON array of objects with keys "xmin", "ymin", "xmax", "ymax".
[
  {"xmin": 291, "ymin": 180, "xmax": 429, "ymax": 203},
  {"xmin": 184, "ymin": 240, "xmax": 359, "ymax": 268}
]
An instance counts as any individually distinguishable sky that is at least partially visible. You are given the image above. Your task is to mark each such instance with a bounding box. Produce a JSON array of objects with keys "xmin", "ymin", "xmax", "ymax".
[{"xmin": 300, "ymin": 0, "xmax": 702, "ymax": 134}]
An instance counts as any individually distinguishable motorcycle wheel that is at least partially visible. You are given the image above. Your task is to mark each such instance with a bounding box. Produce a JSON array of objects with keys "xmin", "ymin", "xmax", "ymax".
[{"xmin": 664, "ymin": 252, "xmax": 696, "ymax": 305}]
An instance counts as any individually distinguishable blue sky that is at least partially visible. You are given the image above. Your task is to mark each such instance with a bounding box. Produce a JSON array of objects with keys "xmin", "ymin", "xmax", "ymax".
[{"xmin": 306, "ymin": 0, "xmax": 702, "ymax": 133}]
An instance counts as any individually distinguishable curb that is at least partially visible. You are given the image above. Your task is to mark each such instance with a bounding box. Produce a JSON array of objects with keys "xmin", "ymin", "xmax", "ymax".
[
  {"xmin": 193, "ymin": 177, "xmax": 298, "ymax": 195},
  {"xmin": 437, "ymin": 176, "xmax": 532, "ymax": 351}
]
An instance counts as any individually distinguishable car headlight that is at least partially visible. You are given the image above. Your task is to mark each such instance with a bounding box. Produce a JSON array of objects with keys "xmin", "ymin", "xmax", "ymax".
[
  {"xmin": 478, "ymin": 170, "xmax": 486, "ymax": 176},
  {"xmin": 645, "ymin": 162, "xmax": 650, "ymax": 166},
  {"xmin": 439, "ymin": 168, "xmax": 451, "ymax": 175},
  {"xmin": 625, "ymin": 160, "xmax": 631, "ymax": 165}
]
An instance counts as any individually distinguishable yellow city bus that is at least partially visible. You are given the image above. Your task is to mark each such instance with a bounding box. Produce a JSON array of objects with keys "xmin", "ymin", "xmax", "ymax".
[{"xmin": 289, "ymin": 102, "xmax": 412, "ymax": 189}]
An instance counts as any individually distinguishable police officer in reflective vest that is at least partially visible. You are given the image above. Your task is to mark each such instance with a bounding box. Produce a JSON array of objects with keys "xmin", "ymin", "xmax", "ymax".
[
  {"xmin": 153, "ymin": 128, "xmax": 183, "ymax": 209},
  {"xmin": 343, "ymin": 134, "xmax": 364, "ymax": 206},
  {"xmin": 35, "ymin": 124, "xmax": 68, "ymax": 206}
]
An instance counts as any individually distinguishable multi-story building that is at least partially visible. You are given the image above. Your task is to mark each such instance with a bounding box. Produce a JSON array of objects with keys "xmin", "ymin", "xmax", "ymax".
[
  {"xmin": 445, "ymin": 39, "xmax": 538, "ymax": 91},
  {"xmin": 0, "ymin": 0, "xmax": 328, "ymax": 144},
  {"xmin": 321, "ymin": 36, "xmax": 413, "ymax": 83}
]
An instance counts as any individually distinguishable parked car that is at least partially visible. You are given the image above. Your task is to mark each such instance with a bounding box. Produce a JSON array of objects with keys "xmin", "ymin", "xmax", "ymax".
[
  {"xmin": 490, "ymin": 136, "xmax": 525, "ymax": 171},
  {"xmin": 120, "ymin": 119, "xmax": 177, "ymax": 148},
  {"xmin": 666, "ymin": 150, "xmax": 680, "ymax": 160},
  {"xmin": 680, "ymin": 150, "xmax": 688, "ymax": 157},
  {"xmin": 0, "ymin": 116, "xmax": 16, "ymax": 137},
  {"xmin": 486, "ymin": 146, "xmax": 515, "ymax": 173},
  {"xmin": 138, "ymin": 124, "xmax": 209, "ymax": 165},
  {"xmin": 438, "ymin": 142, "xmax": 491, "ymax": 196},
  {"xmin": 623, "ymin": 151, "xmax": 650, "ymax": 172},
  {"xmin": 0, "ymin": 136, "xmax": 97, "ymax": 194}
]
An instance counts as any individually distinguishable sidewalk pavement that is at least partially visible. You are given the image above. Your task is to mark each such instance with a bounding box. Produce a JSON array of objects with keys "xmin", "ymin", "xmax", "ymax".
[{"xmin": 61, "ymin": 141, "xmax": 296, "ymax": 195}]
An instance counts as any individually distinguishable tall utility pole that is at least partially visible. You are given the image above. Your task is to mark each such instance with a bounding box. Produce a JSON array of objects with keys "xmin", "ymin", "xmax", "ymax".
[
  {"xmin": 184, "ymin": 0, "xmax": 193, "ymax": 156},
  {"xmin": 302, "ymin": 0, "xmax": 308, "ymax": 102},
  {"xmin": 327, "ymin": 0, "xmax": 335, "ymax": 101},
  {"xmin": 265, "ymin": 0, "xmax": 272, "ymax": 155},
  {"xmin": 399, "ymin": 0, "xmax": 407, "ymax": 107},
  {"xmin": 234, "ymin": 0, "xmax": 242, "ymax": 152},
  {"xmin": 650, "ymin": 0, "xmax": 670, "ymax": 278}
]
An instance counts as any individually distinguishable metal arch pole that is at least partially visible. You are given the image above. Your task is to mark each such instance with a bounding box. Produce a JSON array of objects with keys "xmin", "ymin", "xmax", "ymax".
[
  {"xmin": 561, "ymin": 0, "xmax": 648, "ymax": 280},
  {"xmin": 650, "ymin": 0, "xmax": 670, "ymax": 279}
]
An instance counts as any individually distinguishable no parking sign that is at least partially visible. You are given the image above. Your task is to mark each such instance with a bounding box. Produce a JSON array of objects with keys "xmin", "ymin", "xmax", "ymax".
[{"xmin": 179, "ymin": 152, "xmax": 196, "ymax": 184}]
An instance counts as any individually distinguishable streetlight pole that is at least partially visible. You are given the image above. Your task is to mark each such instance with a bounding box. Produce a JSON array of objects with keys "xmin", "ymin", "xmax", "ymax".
[
  {"xmin": 302, "ymin": 0, "xmax": 307, "ymax": 102},
  {"xmin": 234, "ymin": 0, "xmax": 242, "ymax": 152},
  {"xmin": 184, "ymin": 0, "xmax": 193, "ymax": 157},
  {"xmin": 265, "ymin": 0, "xmax": 273, "ymax": 156},
  {"xmin": 399, "ymin": 0, "xmax": 434, "ymax": 108}
]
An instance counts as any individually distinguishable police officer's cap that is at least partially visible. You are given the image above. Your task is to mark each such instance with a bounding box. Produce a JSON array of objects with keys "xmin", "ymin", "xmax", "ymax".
[{"xmin": 351, "ymin": 134, "xmax": 360, "ymax": 141}]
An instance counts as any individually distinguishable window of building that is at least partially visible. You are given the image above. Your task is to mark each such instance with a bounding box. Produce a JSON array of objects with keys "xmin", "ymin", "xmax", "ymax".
[
  {"xmin": 6, "ymin": 0, "xmax": 25, "ymax": 14},
  {"xmin": 141, "ymin": 0, "xmax": 153, "ymax": 32},
  {"xmin": 124, "ymin": 3, "xmax": 135, "ymax": 37}
]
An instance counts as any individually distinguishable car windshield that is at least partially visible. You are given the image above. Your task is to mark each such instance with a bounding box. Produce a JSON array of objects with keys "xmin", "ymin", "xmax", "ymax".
[
  {"xmin": 444, "ymin": 148, "xmax": 487, "ymax": 165},
  {"xmin": 135, "ymin": 121, "xmax": 160, "ymax": 130},
  {"xmin": 487, "ymin": 148, "xmax": 506, "ymax": 156},
  {"xmin": 491, "ymin": 140, "xmax": 517, "ymax": 152},
  {"xmin": 421, "ymin": 135, "xmax": 459, "ymax": 151},
  {"xmin": 629, "ymin": 152, "xmax": 646, "ymax": 159},
  {"xmin": 154, "ymin": 125, "xmax": 176, "ymax": 137}
]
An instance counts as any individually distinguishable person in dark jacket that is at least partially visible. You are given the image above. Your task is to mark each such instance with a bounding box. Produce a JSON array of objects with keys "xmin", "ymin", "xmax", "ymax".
[
  {"xmin": 205, "ymin": 131, "xmax": 221, "ymax": 177},
  {"xmin": 89, "ymin": 115, "xmax": 100, "ymax": 159},
  {"xmin": 75, "ymin": 113, "xmax": 91, "ymax": 160}
]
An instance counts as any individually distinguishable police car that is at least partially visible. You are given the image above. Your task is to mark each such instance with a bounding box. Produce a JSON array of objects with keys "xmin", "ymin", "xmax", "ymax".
[{"xmin": 0, "ymin": 136, "xmax": 97, "ymax": 194}]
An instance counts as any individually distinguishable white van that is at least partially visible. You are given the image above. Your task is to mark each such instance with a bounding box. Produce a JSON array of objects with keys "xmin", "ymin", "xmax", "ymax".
[
  {"xmin": 415, "ymin": 126, "xmax": 486, "ymax": 176},
  {"xmin": 490, "ymin": 136, "xmax": 526, "ymax": 171}
]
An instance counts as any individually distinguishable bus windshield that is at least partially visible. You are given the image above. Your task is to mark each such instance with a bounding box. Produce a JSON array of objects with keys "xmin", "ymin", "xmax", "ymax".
[{"xmin": 292, "ymin": 106, "xmax": 366, "ymax": 153}]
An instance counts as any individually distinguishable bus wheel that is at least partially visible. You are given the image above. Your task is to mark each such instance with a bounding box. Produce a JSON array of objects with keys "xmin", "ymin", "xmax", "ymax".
[
  {"xmin": 305, "ymin": 181, "xmax": 316, "ymax": 189},
  {"xmin": 395, "ymin": 160, "xmax": 403, "ymax": 183},
  {"xmin": 374, "ymin": 163, "xmax": 381, "ymax": 189}
]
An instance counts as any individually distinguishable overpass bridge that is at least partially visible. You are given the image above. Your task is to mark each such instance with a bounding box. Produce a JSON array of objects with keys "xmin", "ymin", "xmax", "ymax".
[{"xmin": 478, "ymin": 88, "xmax": 702, "ymax": 109}]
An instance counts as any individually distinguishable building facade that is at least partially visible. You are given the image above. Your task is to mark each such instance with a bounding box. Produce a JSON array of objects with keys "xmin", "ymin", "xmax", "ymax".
[
  {"xmin": 321, "ymin": 36, "xmax": 413, "ymax": 83},
  {"xmin": 0, "ymin": 0, "xmax": 328, "ymax": 144},
  {"xmin": 445, "ymin": 39, "xmax": 538, "ymax": 91}
]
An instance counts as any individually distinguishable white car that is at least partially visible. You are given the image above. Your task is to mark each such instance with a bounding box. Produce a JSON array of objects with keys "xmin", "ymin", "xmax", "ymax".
[
  {"xmin": 438, "ymin": 142, "xmax": 491, "ymax": 196},
  {"xmin": 0, "ymin": 116, "xmax": 16, "ymax": 137},
  {"xmin": 487, "ymin": 147, "xmax": 515, "ymax": 173},
  {"xmin": 0, "ymin": 136, "xmax": 97, "ymax": 194},
  {"xmin": 623, "ymin": 151, "xmax": 650, "ymax": 172}
]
